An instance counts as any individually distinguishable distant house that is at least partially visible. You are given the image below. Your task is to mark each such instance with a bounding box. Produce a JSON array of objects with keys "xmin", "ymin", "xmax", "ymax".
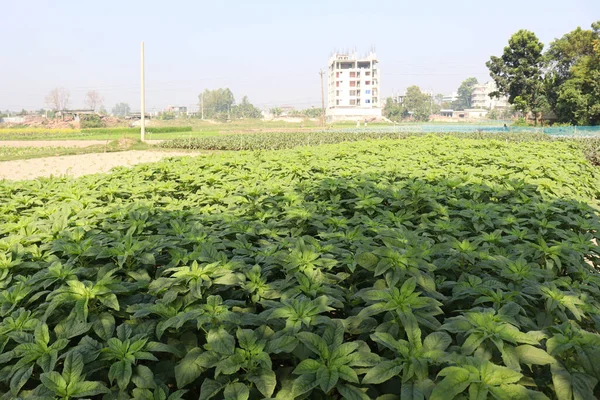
[
  {"xmin": 164, "ymin": 105, "xmax": 187, "ymax": 115},
  {"xmin": 471, "ymin": 81, "xmax": 508, "ymax": 109}
]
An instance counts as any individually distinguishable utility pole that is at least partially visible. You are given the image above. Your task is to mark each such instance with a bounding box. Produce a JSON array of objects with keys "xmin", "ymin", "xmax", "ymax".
[
  {"xmin": 201, "ymin": 92, "xmax": 204, "ymax": 120},
  {"xmin": 319, "ymin": 69, "xmax": 325, "ymax": 127},
  {"xmin": 140, "ymin": 41, "xmax": 146, "ymax": 142}
]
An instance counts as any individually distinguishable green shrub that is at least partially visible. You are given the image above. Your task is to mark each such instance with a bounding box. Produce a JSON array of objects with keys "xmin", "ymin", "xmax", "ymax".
[
  {"xmin": 79, "ymin": 114, "xmax": 105, "ymax": 129},
  {"xmin": 0, "ymin": 137, "xmax": 599, "ymax": 398}
]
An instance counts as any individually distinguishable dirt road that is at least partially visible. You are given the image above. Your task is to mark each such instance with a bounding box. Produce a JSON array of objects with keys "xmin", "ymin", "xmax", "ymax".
[
  {"xmin": 0, "ymin": 150, "xmax": 197, "ymax": 180},
  {"xmin": 0, "ymin": 140, "xmax": 164, "ymax": 148}
]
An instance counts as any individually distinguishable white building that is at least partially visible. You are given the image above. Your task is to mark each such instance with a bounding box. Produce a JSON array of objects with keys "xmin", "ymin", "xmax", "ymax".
[
  {"xmin": 326, "ymin": 51, "xmax": 382, "ymax": 121},
  {"xmin": 443, "ymin": 92, "xmax": 458, "ymax": 104},
  {"xmin": 471, "ymin": 81, "xmax": 509, "ymax": 109}
]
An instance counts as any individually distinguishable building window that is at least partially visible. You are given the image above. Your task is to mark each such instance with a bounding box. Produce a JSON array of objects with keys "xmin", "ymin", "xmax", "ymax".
[
  {"xmin": 365, "ymin": 99, "xmax": 371, "ymax": 104},
  {"xmin": 336, "ymin": 90, "xmax": 340, "ymax": 96},
  {"xmin": 350, "ymin": 99, "xmax": 356, "ymax": 105},
  {"xmin": 336, "ymin": 81, "xmax": 340, "ymax": 87},
  {"xmin": 349, "ymin": 71, "xmax": 356, "ymax": 78},
  {"xmin": 373, "ymin": 97, "xmax": 378, "ymax": 103},
  {"xmin": 365, "ymin": 81, "xmax": 371, "ymax": 85},
  {"xmin": 349, "ymin": 90, "xmax": 356, "ymax": 96},
  {"xmin": 365, "ymin": 90, "xmax": 371, "ymax": 95},
  {"xmin": 336, "ymin": 72, "xmax": 339, "ymax": 78},
  {"xmin": 336, "ymin": 100, "xmax": 339, "ymax": 105},
  {"xmin": 350, "ymin": 81, "xmax": 356, "ymax": 87},
  {"xmin": 366, "ymin": 71, "xmax": 371, "ymax": 76}
]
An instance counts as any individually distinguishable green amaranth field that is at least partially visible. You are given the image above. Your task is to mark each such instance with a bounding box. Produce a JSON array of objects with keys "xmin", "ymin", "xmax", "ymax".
[{"xmin": 0, "ymin": 136, "xmax": 599, "ymax": 399}]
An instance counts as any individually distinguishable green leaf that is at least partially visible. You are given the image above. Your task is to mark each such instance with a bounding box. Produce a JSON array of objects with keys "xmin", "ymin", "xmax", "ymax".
[
  {"xmin": 92, "ymin": 312, "xmax": 115, "ymax": 341},
  {"xmin": 206, "ymin": 327, "xmax": 235, "ymax": 355},
  {"xmin": 67, "ymin": 381, "xmax": 110, "ymax": 397},
  {"xmin": 174, "ymin": 348, "xmax": 205, "ymax": 388},
  {"xmin": 297, "ymin": 332, "xmax": 329, "ymax": 358},
  {"xmin": 317, "ymin": 367, "xmax": 339, "ymax": 393},
  {"xmin": 266, "ymin": 335, "xmax": 299, "ymax": 354},
  {"xmin": 223, "ymin": 382, "xmax": 249, "ymax": 400},
  {"xmin": 198, "ymin": 379, "xmax": 225, "ymax": 400},
  {"xmin": 248, "ymin": 368, "xmax": 277, "ymax": 398},
  {"xmin": 292, "ymin": 374, "xmax": 319, "ymax": 397},
  {"xmin": 293, "ymin": 359, "xmax": 323, "ymax": 375},
  {"xmin": 515, "ymin": 345, "xmax": 556, "ymax": 366},
  {"xmin": 132, "ymin": 365, "xmax": 156, "ymax": 389},
  {"xmin": 337, "ymin": 383, "xmax": 370, "ymax": 400},
  {"xmin": 40, "ymin": 370, "xmax": 67, "ymax": 395},
  {"xmin": 423, "ymin": 332, "xmax": 452, "ymax": 352},
  {"xmin": 11, "ymin": 365, "xmax": 34, "ymax": 395},
  {"xmin": 63, "ymin": 351, "xmax": 84, "ymax": 385},
  {"xmin": 108, "ymin": 359, "xmax": 133, "ymax": 390},
  {"xmin": 356, "ymin": 252, "xmax": 378, "ymax": 269},
  {"xmin": 362, "ymin": 360, "xmax": 403, "ymax": 384},
  {"xmin": 430, "ymin": 367, "xmax": 471, "ymax": 400},
  {"xmin": 572, "ymin": 372, "xmax": 598, "ymax": 400}
]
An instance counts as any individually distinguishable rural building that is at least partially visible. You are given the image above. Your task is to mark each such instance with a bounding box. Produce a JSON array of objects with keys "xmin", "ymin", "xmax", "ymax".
[
  {"xmin": 471, "ymin": 81, "xmax": 509, "ymax": 109},
  {"xmin": 326, "ymin": 51, "xmax": 382, "ymax": 121},
  {"xmin": 443, "ymin": 92, "xmax": 458, "ymax": 104}
]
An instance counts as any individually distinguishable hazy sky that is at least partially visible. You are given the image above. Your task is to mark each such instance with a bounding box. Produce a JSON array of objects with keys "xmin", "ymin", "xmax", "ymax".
[{"xmin": 1, "ymin": 0, "xmax": 598, "ymax": 112}]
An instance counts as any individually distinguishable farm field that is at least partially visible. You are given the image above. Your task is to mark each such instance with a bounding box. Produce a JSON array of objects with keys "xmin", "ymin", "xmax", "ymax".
[{"xmin": 0, "ymin": 136, "xmax": 599, "ymax": 399}]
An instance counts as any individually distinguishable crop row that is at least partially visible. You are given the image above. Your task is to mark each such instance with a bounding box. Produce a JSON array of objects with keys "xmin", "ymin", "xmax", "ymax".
[
  {"xmin": 0, "ymin": 137, "xmax": 599, "ymax": 399},
  {"xmin": 159, "ymin": 131, "xmax": 600, "ymax": 166}
]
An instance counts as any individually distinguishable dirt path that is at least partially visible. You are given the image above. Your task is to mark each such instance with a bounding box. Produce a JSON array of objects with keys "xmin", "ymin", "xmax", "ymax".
[
  {"xmin": 0, "ymin": 140, "xmax": 164, "ymax": 148},
  {"xmin": 0, "ymin": 150, "xmax": 198, "ymax": 181}
]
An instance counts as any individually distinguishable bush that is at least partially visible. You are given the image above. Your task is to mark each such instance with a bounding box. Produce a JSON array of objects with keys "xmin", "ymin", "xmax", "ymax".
[{"xmin": 79, "ymin": 114, "xmax": 105, "ymax": 129}]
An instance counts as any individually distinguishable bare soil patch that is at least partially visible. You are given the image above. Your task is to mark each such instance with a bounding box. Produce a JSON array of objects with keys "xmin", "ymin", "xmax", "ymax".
[{"xmin": 0, "ymin": 150, "xmax": 198, "ymax": 181}]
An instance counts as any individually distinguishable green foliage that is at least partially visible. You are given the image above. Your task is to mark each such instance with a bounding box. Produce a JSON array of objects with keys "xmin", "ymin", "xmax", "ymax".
[
  {"xmin": 112, "ymin": 103, "xmax": 131, "ymax": 117},
  {"xmin": 79, "ymin": 114, "xmax": 105, "ymax": 129},
  {"xmin": 270, "ymin": 108, "xmax": 282, "ymax": 117},
  {"xmin": 487, "ymin": 30, "xmax": 545, "ymax": 124},
  {"xmin": 231, "ymin": 96, "xmax": 262, "ymax": 119},
  {"xmin": 453, "ymin": 77, "xmax": 478, "ymax": 110},
  {"xmin": 404, "ymin": 86, "xmax": 435, "ymax": 121},
  {"xmin": 159, "ymin": 130, "xmax": 600, "ymax": 166},
  {"xmin": 199, "ymin": 88, "xmax": 235, "ymax": 119},
  {"xmin": 491, "ymin": 21, "xmax": 600, "ymax": 125},
  {"xmin": 0, "ymin": 137, "xmax": 600, "ymax": 398},
  {"xmin": 80, "ymin": 126, "xmax": 193, "ymax": 134}
]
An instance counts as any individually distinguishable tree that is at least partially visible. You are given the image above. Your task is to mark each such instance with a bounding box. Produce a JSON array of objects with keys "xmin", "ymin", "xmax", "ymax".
[
  {"xmin": 383, "ymin": 97, "xmax": 407, "ymax": 121},
  {"xmin": 434, "ymin": 93, "xmax": 444, "ymax": 105},
  {"xmin": 45, "ymin": 87, "xmax": 70, "ymax": 111},
  {"xmin": 86, "ymin": 90, "xmax": 103, "ymax": 111},
  {"xmin": 232, "ymin": 96, "xmax": 262, "ymax": 119},
  {"xmin": 112, "ymin": 102, "xmax": 131, "ymax": 117},
  {"xmin": 453, "ymin": 77, "xmax": 478, "ymax": 110},
  {"xmin": 403, "ymin": 86, "xmax": 434, "ymax": 121},
  {"xmin": 545, "ymin": 21, "xmax": 600, "ymax": 125},
  {"xmin": 198, "ymin": 88, "xmax": 235, "ymax": 119},
  {"xmin": 270, "ymin": 107, "xmax": 282, "ymax": 117},
  {"xmin": 486, "ymin": 30, "xmax": 545, "ymax": 124},
  {"xmin": 302, "ymin": 107, "xmax": 324, "ymax": 118}
]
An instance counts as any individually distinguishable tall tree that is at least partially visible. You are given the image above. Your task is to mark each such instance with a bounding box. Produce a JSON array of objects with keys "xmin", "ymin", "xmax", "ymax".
[
  {"xmin": 86, "ymin": 90, "xmax": 103, "ymax": 111},
  {"xmin": 232, "ymin": 96, "xmax": 262, "ymax": 119},
  {"xmin": 486, "ymin": 30, "xmax": 545, "ymax": 124},
  {"xmin": 112, "ymin": 102, "xmax": 131, "ymax": 117},
  {"xmin": 403, "ymin": 86, "xmax": 435, "ymax": 122},
  {"xmin": 546, "ymin": 21, "xmax": 600, "ymax": 125},
  {"xmin": 45, "ymin": 87, "xmax": 70, "ymax": 111},
  {"xmin": 198, "ymin": 88, "xmax": 235, "ymax": 119},
  {"xmin": 453, "ymin": 77, "xmax": 478, "ymax": 110}
]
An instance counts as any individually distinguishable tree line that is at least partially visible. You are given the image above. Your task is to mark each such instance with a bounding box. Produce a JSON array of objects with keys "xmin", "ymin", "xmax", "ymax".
[{"xmin": 487, "ymin": 21, "xmax": 600, "ymax": 125}]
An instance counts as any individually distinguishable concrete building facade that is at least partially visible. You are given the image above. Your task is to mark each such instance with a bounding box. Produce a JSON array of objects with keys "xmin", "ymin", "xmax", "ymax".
[
  {"xmin": 471, "ymin": 81, "xmax": 509, "ymax": 109},
  {"xmin": 326, "ymin": 52, "xmax": 382, "ymax": 121}
]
